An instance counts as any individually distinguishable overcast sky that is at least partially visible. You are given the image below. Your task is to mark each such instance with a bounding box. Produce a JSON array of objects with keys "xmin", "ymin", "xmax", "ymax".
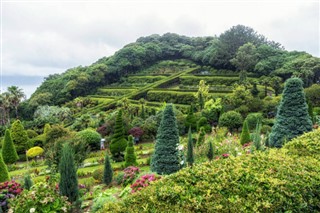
[{"xmin": 1, "ymin": 0, "xmax": 319, "ymax": 98}]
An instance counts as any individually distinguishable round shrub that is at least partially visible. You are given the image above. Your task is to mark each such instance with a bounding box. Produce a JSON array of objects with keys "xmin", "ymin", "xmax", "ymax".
[
  {"xmin": 261, "ymin": 125, "xmax": 272, "ymax": 134},
  {"xmin": 103, "ymin": 149, "xmax": 320, "ymax": 212},
  {"xmin": 76, "ymin": 129, "xmax": 101, "ymax": 151},
  {"xmin": 92, "ymin": 168, "xmax": 104, "ymax": 183},
  {"xmin": 245, "ymin": 113, "xmax": 263, "ymax": 130},
  {"xmin": 26, "ymin": 146, "xmax": 44, "ymax": 158},
  {"xmin": 218, "ymin": 111, "xmax": 243, "ymax": 131}
]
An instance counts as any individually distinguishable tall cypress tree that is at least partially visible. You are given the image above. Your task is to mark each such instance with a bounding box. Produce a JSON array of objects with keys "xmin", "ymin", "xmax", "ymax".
[
  {"xmin": 240, "ymin": 120, "xmax": 251, "ymax": 145},
  {"xmin": 124, "ymin": 135, "xmax": 137, "ymax": 167},
  {"xmin": 269, "ymin": 78, "xmax": 313, "ymax": 147},
  {"xmin": 151, "ymin": 104, "xmax": 180, "ymax": 175},
  {"xmin": 207, "ymin": 141, "xmax": 214, "ymax": 161},
  {"xmin": 110, "ymin": 110, "xmax": 127, "ymax": 161},
  {"xmin": 59, "ymin": 143, "xmax": 79, "ymax": 204},
  {"xmin": 0, "ymin": 154, "xmax": 10, "ymax": 182},
  {"xmin": 10, "ymin": 120, "xmax": 29, "ymax": 154},
  {"xmin": 103, "ymin": 152, "xmax": 113, "ymax": 185},
  {"xmin": 186, "ymin": 127, "xmax": 194, "ymax": 167},
  {"xmin": 2, "ymin": 129, "xmax": 19, "ymax": 164}
]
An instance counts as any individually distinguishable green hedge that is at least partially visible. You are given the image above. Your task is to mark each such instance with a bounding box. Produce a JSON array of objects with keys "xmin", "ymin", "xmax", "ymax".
[
  {"xmin": 180, "ymin": 76, "xmax": 256, "ymax": 86},
  {"xmin": 101, "ymin": 149, "xmax": 320, "ymax": 212},
  {"xmin": 97, "ymin": 88, "xmax": 137, "ymax": 97},
  {"xmin": 127, "ymin": 76, "xmax": 166, "ymax": 84}
]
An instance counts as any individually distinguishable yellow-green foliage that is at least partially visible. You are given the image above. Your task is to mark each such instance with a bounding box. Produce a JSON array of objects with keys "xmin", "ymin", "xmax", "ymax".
[
  {"xmin": 283, "ymin": 129, "xmax": 320, "ymax": 160},
  {"xmin": 26, "ymin": 146, "xmax": 44, "ymax": 158},
  {"xmin": 102, "ymin": 149, "xmax": 320, "ymax": 212}
]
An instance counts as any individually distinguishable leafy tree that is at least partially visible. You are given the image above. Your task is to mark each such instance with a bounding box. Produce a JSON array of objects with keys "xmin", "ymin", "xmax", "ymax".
[
  {"xmin": 2, "ymin": 129, "xmax": 19, "ymax": 164},
  {"xmin": 229, "ymin": 85, "xmax": 254, "ymax": 110},
  {"xmin": 45, "ymin": 124, "xmax": 70, "ymax": 145},
  {"xmin": 240, "ymin": 120, "xmax": 251, "ymax": 145},
  {"xmin": 110, "ymin": 110, "xmax": 127, "ymax": 161},
  {"xmin": 269, "ymin": 78, "xmax": 313, "ymax": 147},
  {"xmin": 202, "ymin": 98, "xmax": 223, "ymax": 125},
  {"xmin": 59, "ymin": 143, "xmax": 79, "ymax": 204},
  {"xmin": 230, "ymin": 42, "xmax": 258, "ymax": 72},
  {"xmin": 218, "ymin": 111, "xmax": 243, "ymax": 132},
  {"xmin": 305, "ymin": 84, "xmax": 320, "ymax": 107},
  {"xmin": 151, "ymin": 104, "xmax": 180, "ymax": 175},
  {"xmin": 76, "ymin": 129, "xmax": 101, "ymax": 151},
  {"xmin": 103, "ymin": 152, "xmax": 113, "ymax": 185},
  {"xmin": 0, "ymin": 154, "xmax": 10, "ymax": 182},
  {"xmin": 124, "ymin": 135, "xmax": 137, "ymax": 167},
  {"xmin": 11, "ymin": 120, "xmax": 29, "ymax": 154},
  {"xmin": 194, "ymin": 80, "xmax": 209, "ymax": 110},
  {"xmin": 7, "ymin": 86, "xmax": 25, "ymax": 118},
  {"xmin": 186, "ymin": 128, "xmax": 194, "ymax": 167},
  {"xmin": 207, "ymin": 141, "xmax": 214, "ymax": 161}
]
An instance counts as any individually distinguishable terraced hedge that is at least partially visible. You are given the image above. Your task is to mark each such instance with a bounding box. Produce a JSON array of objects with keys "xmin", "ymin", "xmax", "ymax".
[
  {"xmin": 127, "ymin": 76, "xmax": 166, "ymax": 84},
  {"xmin": 180, "ymin": 76, "xmax": 256, "ymax": 86},
  {"xmin": 97, "ymin": 88, "xmax": 137, "ymax": 96},
  {"xmin": 147, "ymin": 90, "xmax": 228, "ymax": 105},
  {"xmin": 101, "ymin": 148, "xmax": 320, "ymax": 212}
]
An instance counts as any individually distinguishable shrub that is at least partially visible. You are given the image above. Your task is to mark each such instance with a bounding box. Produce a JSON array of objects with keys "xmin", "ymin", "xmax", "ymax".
[
  {"xmin": 151, "ymin": 104, "xmax": 180, "ymax": 175},
  {"xmin": 102, "ymin": 149, "xmax": 320, "ymax": 212},
  {"xmin": 2, "ymin": 130, "xmax": 19, "ymax": 164},
  {"xmin": 26, "ymin": 129, "xmax": 38, "ymax": 139},
  {"xmin": 103, "ymin": 153, "xmax": 113, "ymax": 185},
  {"xmin": 0, "ymin": 154, "xmax": 9, "ymax": 182},
  {"xmin": 245, "ymin": 113, "xmax": 263, "ymax": 130},
  {"xmin": 218, "ymin": 111, "xmax": 243, "ymax": 132},
  {"xmin": 92, "ymin": 168, "xmax": 104, "ymax": 183},
  {"xmin": 128, "ymin": 127, "xmax": 144, "ymax": 141},
  {"xmin": 207, "ymin": 141, "xmax": 214, "ymax": 161},
  {"xmin": 283, "ymin": 129, "xmax": 320, "ymax": 160},
  {"xmin": 26, "ymin": 146, "xmax": 44, "ymax": 159},
  {"xmin": 305, "ymin": 84, "xmax": 320, "ymax": 107},
  {"xmin": 0, "ymin": 180, "xmax": 23, "ymax": 211},
  {"xmin": 186, "ymin": 128, "xmax": 194, "ymax": 166},
  {"xmin": 9, "ymin": 182, "xmax": 71, "ymax": 213},
  {"xmin": 147, "ymin": 90, "xmax": 196, "ymax": 105},
  {"xmin": 124, "ymin": 136, "xmax": 138, "ymax": 167},
  {"xmin": 76, "ymin": 129, "xmax": 101, "ymax": 151},
  {"xmin": 45, "ymin": 125, "xmax": 70, "ymax": 145},
  {"xmin": 240, "ymin": 120, "xmax": 251, "ymax": 145},
  {"xmin": 24, "ymin": 175, "xmax": 33, "ymax": 190},
  {"xmin": 30, "ymin": 134, "xmax": 46, "ymax": 147},
  {"xmin": 130, "ymin": 174, "xmax": 161, "ymax": 193},
  {"xmin": 122, "ymin": 166, "xmax": 140, "ymax": 186},
  {"xmin": 269, "ymin": 78, "xmax": 313, "ymax": 147},
  {"xmin": 196, "ymin": 117, "xmax": 211, "ymax": 133}
]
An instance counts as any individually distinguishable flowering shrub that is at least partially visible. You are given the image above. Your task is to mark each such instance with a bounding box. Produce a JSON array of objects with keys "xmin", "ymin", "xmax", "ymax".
[
  {"xmin": 122, "ymin": 166, "xmax": 140, "ymax": 186},
  {"xmin": 9, "ymin": 182, "xmax": 71, "ymax": 213},
  {"xmin": 221, "ymin": 153, "xmax": 230, "ymax": 158},
  {"xmin": 0, "ymin": 181, "xmax": 23, "ymax": 211},
  {"xmin": 131, "ymin": 174, "xmax": 161, "ymax": 193}
]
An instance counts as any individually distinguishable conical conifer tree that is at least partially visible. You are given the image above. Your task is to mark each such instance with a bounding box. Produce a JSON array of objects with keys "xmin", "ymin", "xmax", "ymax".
[
  {"xmin": 124, "ymin": 135, "xmax": 137, "ymax": 167},
  {"xmin": 186, "ymin": 127, "xmax": 194, "ymax": 167},
  {"xmin": 59, "ymin": 143, "xmax": 79, "ymax": 204},
  {"xmin": 2, "ymin": 129, "xmax": 19, "ymax": 164},
  {"xmin": 103, "ymin": 152, "xmax": 113, "ymax": 185},
  {"xmin": 197, "ymin": 127, "xmax": 206, "ymax": 147},
  {"xmin": 151, "ymin": 104, "xmax": 180, "ymax": 175},
  {"xmin": 207, "ymin": 141, "xmax": 214, "ymax": 161},
  {"xmin": 240, "ymin": 120, "xmax": 251, "ymax": 145},
  {"xmin": 269, "ymin": 78, "xmax": 312, "ymax": 147},
  {"xmin": 110, "ymin": 110, "xmax": 127, "ymax": 161},
  {"xmin": 11, "ymin": 120, "xmax": 29, "ymax": 154},
  {"xmin": 0, "ymin": 154, "xmax": 10, "ymax": 182}
]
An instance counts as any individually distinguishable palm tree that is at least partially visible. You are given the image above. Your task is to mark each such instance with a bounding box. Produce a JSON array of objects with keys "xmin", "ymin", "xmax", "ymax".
[{"xmin": 7, "ymin": 86, "xmax": 25, "ymax": 118}]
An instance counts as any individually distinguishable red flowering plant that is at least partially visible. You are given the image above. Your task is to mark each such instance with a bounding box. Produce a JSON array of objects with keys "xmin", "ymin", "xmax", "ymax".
[
  {"xmin": 130, "ymin": 174, "xmax": 161, "ymax": 193},
  {"xmin": 122, "ymin": 166, "xmax": 140, "ymax": 186},
  {"xmin": 221, "ymin": 153, "xmax": 230, "ymax": 158},
  {"xmin": 0, "ymin": 180, "xmax": 23, "ymax": 211}
]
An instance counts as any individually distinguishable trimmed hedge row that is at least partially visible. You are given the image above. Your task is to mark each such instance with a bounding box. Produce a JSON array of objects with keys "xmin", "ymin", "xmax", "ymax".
[
  {"xmin": 147, "ymin": 90, "xmax": 228, "ymax": 105},
  {"xmin": 127, "ymin": 76, "xmax": 166, "ymax": 84},
  {"xmin": 102, "ymin": 148, "xmax": 320, "ymax": 212},
  {"xmin": 180, "ymin": 76, "xmax": 256, "ymax": 86},
  {"xmin": 97, "ymin": 88, "xmax": 137, "ymax": 96}
]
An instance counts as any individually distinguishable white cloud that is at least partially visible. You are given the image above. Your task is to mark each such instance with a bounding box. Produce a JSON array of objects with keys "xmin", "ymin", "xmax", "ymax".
[{"xmin": 1, "ymin": 0, "xmax": 319, "ymax": 96}]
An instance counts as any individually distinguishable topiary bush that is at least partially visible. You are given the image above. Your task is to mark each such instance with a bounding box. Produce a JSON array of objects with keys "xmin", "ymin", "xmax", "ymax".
[
  {"xmin": 245, "ymin": 113, "xmax": 263, "ymax": 130},
  {"xmin": 0, "ymin": 154, "xmax": 10, "ymax": 183},
  {"xmin": 26, "ymin": 129, "xmax": 38, "ymax": 139},
  {"xmin": 102, "ymin": 149, "xmax": 320, "ymax": 212},
  {"xmin": 26, "ymin": 146, "xmax": 44, "ymax": 159},
  {"xmin": 10, "ymin": 120, "xmax": 29, "ymax": 154},
  {"xmin": 124, "ymin": 136, "xmax": 137, "ymax": 167},
  {"xmin": 76, "ymin": 129, "xmax": 101, "ymax": 151},
  {"xmin": 2, "ymin": 130, "xmax": 19, "ymax": 164},
  {"xmin": 218, "ymin": 111, "xmax": 243, "ymax": 132},
  {"xmin": 110, "ymin": 110, "xmax": 127, "ymax": 162}
]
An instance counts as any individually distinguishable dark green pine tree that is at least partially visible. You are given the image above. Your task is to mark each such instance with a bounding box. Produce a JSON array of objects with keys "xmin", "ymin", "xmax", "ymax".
[
  {"xmin": 10, "ymin": 120, "xmax": 29, "ymax": 154},
  {"xmin": 240, "ymin": 120, "xmax": 251, "ymax": 145},
  {"xmin": 124, "ymin": 135, "xmax": 137, "ymax": 167},
  {"xmin": 207, "ymin": 141, "xmax": 214, "ymax": 161},
  {"xmin": 110, "ymin": 110, "xmax": 127, "ymax": 161},
  {"xmin": 185, "ymin": 105, "xmax": 197, "ymax": 132},
  {"xmin": 24, "ymin": 174, "xmax": 33, "ymax": 190},
  {"xmin": 186, "ymin": 127, "xmax": 194, "ymax": 167},
  {"xmin": 59, "ymin": 143, "xmax": 79, "ymax": 204},
  {"xmin": 103, "ymin": 152, "xmax": 113, "ymax": 185},
  {"xmin": 269, "ymin": 78, "xmax": 313, "ymax": 148},
  {"xmin": 140, "ymin": 104, "xmax": 146, "ymax": 119},
  {"xmin": 251, "ymin": 83, "xmax": 259, "ymax": 97},
  {"xmin": 198, "ymin": 92, "xmax": 204, "ymax": 111},
  {"xmin": 2, "ymin": 129, "xmax": 19, "ymax": 164},
  {"xmin": 0, "ymin": 154, "xmax": 10, "ymax": 182},
  {"xmin": 151, "ymin": 104, "xmax": 180, "ymax": 175}
]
